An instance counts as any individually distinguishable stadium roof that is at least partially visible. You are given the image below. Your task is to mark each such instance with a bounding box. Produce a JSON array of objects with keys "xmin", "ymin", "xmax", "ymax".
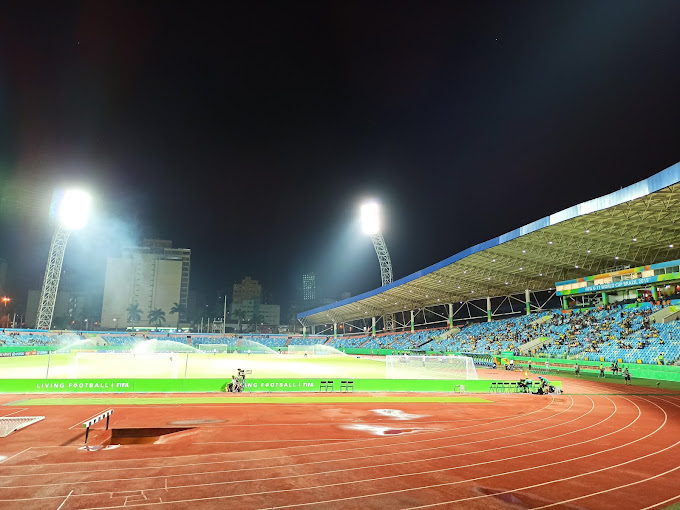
[{"xmin": 298, "ymin": 161, "xmax": 680, "ymax": 326}]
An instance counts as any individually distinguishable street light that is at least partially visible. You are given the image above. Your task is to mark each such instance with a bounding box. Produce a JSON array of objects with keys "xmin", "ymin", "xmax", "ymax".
[
  {"xmin": 360, "ymin": 200, "xmax": 394, "ymax": 331},
  {"xmin": 36, "ymin": 189, "xmax": 92, "ymax": 330}
]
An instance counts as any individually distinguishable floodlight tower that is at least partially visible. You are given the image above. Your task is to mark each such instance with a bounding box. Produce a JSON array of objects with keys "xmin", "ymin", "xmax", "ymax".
[
  {"xmin": 360, "ymin": 201, "xmax": 395, "ymax": 331},
  {"xmin": 36, "ymin": 190, "xmax": 91, "ymax": 330}
]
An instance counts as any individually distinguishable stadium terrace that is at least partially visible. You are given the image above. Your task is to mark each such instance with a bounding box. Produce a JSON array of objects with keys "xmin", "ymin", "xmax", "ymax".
[{"xmin": 298, "ymin": 161, "xmax": 680, "ymax": 333}]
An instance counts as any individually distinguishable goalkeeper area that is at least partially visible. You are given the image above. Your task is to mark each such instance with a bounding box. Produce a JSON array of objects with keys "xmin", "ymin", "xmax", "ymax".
[{"xmin": 386, "ymin": 355, "xmax": 478, "ymax": 380}]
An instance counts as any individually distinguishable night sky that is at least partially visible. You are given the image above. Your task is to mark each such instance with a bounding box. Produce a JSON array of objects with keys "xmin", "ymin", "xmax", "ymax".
[{"xmin": 1, "ymin": 1, "xmax": 679, "ymax": 317}]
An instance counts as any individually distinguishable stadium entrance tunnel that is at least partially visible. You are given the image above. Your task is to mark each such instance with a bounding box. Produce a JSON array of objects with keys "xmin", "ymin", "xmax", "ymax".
[{"xmin": 103, "ymin": 427, "xmax": 195, "ymax": 445}]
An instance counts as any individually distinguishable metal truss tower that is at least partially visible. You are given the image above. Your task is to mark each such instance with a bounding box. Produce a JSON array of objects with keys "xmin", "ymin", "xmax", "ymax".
[
  {"xmin": 370, "ymin": 232, "xmax": 395, "ymax": 331},
  {"xmin": 36, "ymin": 226, "xmax": 71, "ymax": 330}
]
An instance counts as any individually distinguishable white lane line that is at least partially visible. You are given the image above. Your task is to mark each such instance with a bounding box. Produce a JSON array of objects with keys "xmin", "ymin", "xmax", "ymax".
[
  {"xmin": 55, "ymin": 396, "xmax": 663, "ymax": 510},
  {"xmin": 530, "ymin": 394, "xmax": 680, "ymax": 510},
  {"xmin": 56, "ymin": 490, "xmax": 73, "ymax": 510},
  {"xmin": 0, "ymin": 395, "xmax": 569, "ymax": 478},
  {"xmin": 0, "ymin": 408, "xmax": 28, "ymax": 418},
  {"xmin": 640, "ymin": 494, "xmax": 680, "ymax": 510},
  {"xmin": 0, "ymin": 396, "xmax": 623, "ymax": 499},
  {"xmin": 0, "ymin": 448, "xmax": 31, "ymax": 465},
  {"xmin": 0, "ymin": 396, "xmax": 594, "ymax": 489},
  {"xmin": 0, "ymin": 395, "xmax": 560, "ymax": 472}
]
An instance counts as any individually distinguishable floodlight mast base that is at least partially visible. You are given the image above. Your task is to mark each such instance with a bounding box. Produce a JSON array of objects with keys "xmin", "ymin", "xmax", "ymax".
[
  {"xmin": 370, "ymin": 232, "xmax": 395, "ymax": 332},
  {"xmin": 36, "ymin": 225, "xmax": 71, "ymax": 330}
]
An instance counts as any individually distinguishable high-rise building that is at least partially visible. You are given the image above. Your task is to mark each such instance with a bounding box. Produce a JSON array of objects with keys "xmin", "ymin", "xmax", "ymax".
[
  {"xmin": 26, "ymin": 289, "xmax": 101, "ymax": 329},
  {"xmin": 302, "ymin": 272, "xmax": 316, "ymax": 302},
  {"xmin": 232, "ymin": 276, "xmax": 262, "ymax": 304},
  {"xmin": 100, "ymin": 239, "xmax": 190, "ymax": 329}
]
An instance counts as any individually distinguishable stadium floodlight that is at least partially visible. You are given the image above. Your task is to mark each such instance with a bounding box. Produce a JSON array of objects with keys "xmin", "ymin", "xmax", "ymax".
[
  {"xmin": 57, "ymin": 189, "xmax": 91, "ymax": 230},
  {"xmin": 360, "ymin": 201, "xmax": 381, "ymax": 235},
  {"xmin": 36, "ymin": 189, "xmax": 92, "ymax": 330},
  {"xmin": 360, "ymin": 200, "xmax": 394, "ymax": 331}
]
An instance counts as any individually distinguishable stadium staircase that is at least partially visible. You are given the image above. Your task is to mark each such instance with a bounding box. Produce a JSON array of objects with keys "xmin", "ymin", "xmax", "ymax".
[
  {"xmin": 531, "ymin": 314, "xmax": 553, "ymax": 326},
  {"xmin": 359, "ymin": 336, "xmax": 373, "ymax": 348},
  {"xmin": 519, "ymin": 336, "xmax": 551, "ymax": 355},
  {"xmin": 650, "ymin": 306, "xmax": 680, "ymax": 324},
  {"xmin": 285, "ymin": 337, "xmax": 293, "ymax": 347}
]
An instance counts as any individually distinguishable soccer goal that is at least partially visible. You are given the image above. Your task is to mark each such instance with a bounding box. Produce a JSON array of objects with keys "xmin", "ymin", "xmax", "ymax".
[
  {"xmin": 287, "ymin": 344, "xmax": 346, "ymax": 356},
  {"xmin": 385, "ymin": 355, "xmax": 478, "ymax": 380},
  {"xmin": 198, "ymin": 344, "xmax": 233, "ymax": 353}
]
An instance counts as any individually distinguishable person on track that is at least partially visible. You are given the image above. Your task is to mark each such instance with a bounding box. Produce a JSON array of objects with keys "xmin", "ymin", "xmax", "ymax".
[
  {"xmin": 623, "ymin": 367, "xmax": 631, "ymax": 385},
  {"xmin": 528, "ymin": 359, "xmax": 532, "ymax": 371},
  {"xmin": 535, "ymin": 376, "xmax": 550, "ymax": 394},
  {"xmin": 574, "ymin": 362, "xmax": 580, "ymax": 377},
  {"xmin": 599, "ymin": 363, "xmax": 605, "ymax": 378}
]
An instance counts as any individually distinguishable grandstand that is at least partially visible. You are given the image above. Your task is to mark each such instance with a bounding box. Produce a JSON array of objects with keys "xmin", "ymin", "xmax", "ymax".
[{"xmin": 296, "ymin": 161, "xmax": 680, "ymax": 371}]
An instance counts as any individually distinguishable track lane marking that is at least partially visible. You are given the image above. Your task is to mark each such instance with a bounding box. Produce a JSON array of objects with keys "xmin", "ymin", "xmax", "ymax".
[{"xmin": 0, "ymin": 395, "xmax": 567, "ymax": 477}]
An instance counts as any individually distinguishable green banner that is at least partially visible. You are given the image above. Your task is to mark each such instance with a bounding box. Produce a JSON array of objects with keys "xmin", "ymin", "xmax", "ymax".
[{"xmin": 0, "ymin": 377, "xmax": 561, "ymax": 393}]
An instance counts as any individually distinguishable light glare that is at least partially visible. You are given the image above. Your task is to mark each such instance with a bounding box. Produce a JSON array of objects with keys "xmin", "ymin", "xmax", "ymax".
[
  {"xmin": 360, "ymin": 201, "xmax": 381, "ymax": 235},
  {"xmin": 58, "ymin": 189, "xmax": 91, "ymax": 230}
]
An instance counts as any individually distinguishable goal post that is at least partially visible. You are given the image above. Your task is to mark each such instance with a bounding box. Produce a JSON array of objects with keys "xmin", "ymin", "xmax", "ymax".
[
  {"xmin": 385, "ymin": 355, "xmax": 478, "ymax": 380},
  {"xmin": 287, "ymin": 344, "xmax": 346, "ymax": 356}
]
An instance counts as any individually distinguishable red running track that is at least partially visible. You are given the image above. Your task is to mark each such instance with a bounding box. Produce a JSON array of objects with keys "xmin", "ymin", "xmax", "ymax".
[{"xmin": 0, "ymin": 382, "xmax": 679, "ymax": 509}]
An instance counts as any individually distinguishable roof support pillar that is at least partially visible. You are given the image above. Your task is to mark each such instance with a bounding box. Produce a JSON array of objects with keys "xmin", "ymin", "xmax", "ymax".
[
  {"xmin": 651, "ymin": 285, "xmax": 658, "ymax": 301},
  {"xmin": 487, "ymin": 297, "xmax": 492, "ymax": 322},
  {"xmin": 602, "ymin": 292, "xmax": 609, "ymax": 307},
  {"xmin": 410, "ymin": 310, "xmax": 415, "ymax": 332},
  {"xmin": 448, "ymin": 303, "xmax": 453, "ymax": 328},
  {"xmin": 302, "ymin": 326, "xmax": 307, "ymax": 338},
  {"xmin": 333, "ymin": 322, "xmax": 337, "ymax": 339},
  {"xmin": 525, "ymin": 289, "xmax": 531, "ymax": 315},
  {"xmin": 372, "ymin": 316, "xmax": 376, "ymax": 337},
  {"xmin": 562, "ymin": 296, "xmax": 568, "ymax": 310}
]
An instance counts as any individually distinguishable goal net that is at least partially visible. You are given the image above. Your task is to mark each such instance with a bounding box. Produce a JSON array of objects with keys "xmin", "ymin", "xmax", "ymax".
[
  {"xmin": 287, "ymin": 344, "xmax": 346, "ymax": 356},
  {"xmin": 385, "ymin": 355, "xmax": 478, "ymax": 380}
]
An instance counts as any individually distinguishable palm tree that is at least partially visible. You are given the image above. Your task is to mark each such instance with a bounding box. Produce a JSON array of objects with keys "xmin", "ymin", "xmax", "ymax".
[
  {"xmin": 250, "ymin": 313, "xmax": 265, "ymax": 333},
  {"xmin": 169, "ymin": 302, "xmax": 185, "ymax": 329},
  {"xmin": 232, "ymin": 309, "xmax": 247, "ymax": 333},
  {"xmin": 126, "ymin": 303, "xmax": 142, "ymax": 329},
  {"xmin": 147, "ymin": 308, "xmax": 166, "ymax": 328}
]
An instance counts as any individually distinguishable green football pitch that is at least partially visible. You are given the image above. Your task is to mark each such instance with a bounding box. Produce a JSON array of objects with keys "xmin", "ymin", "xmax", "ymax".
[
  {"xmin": 0, "ymin": 353, "xmax": 396, "ymax": 380},
  {"xmin": 0, "ymin": 353, "xmax": 478, "ymax": 381}
]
